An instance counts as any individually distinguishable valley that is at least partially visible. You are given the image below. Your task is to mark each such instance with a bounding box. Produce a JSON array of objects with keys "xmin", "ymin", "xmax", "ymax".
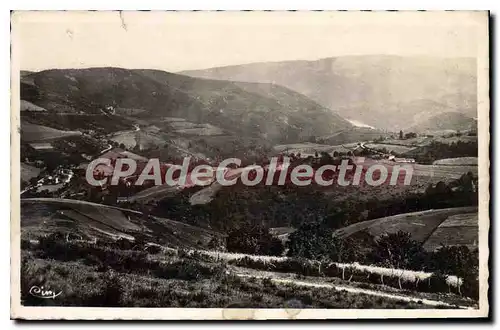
[{"xmin": 18, "ymin": 64, "xmax": 480, "ymax": 309}]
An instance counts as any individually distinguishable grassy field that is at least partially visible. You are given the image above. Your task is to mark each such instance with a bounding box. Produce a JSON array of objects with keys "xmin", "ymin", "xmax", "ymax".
[
  {"xmin": 432, "ymin": 157, "xmax": 478, "ymax": 166},
  {"xmin": 383, "ymin": 135, "xmax": 477, "ymax": 148},
  {"xmin": 21, "ymin": 100, "xmax": 47, "ymax": 112},
  {"xmin": 21, "ymin": 163, "xmax": 42, "ymax": 183},
  {"xmin": 109, "ymin": 131, "xmax": 166, "ymax": 150},
  {"xmin": 364, "ymin": 143, "xmax": 416, "ymax": 154},
  {"xmin": 21, "ymin": 122, "xmax": 82, "ymax": 143},
  {"xmin": 273, "ymin": 143, "xmax": 357, "ymax": 157},
  {"xmin": 412, "ymin": 164, "xmax": 478, "ymax": 180},
  {"xmin": 422, "ymin": 213, "xmax": 478, "ymax": 251}
]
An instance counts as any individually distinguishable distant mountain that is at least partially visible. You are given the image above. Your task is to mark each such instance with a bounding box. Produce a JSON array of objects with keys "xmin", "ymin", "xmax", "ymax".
[
  {"xmin": 21, "ymin": 68, "xmax": 352, "ymax": 144},
  {"xmin": 406, "ymin": 112, "xmax": 476, "ymax": 133},
  {"xmin": 180, "ymin": 55, "xmax": 477, "ymax": 130}
]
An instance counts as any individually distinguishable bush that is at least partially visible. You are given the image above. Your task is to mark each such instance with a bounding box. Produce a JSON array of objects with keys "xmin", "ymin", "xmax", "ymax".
[
  {"xmin": 99, "ymin": 271, "xmax": 124, "ymax": 306},
  {"xmin": 155, "ymin": 260, "xmax": 225, "ymax": 281},
  {"xmin": 145, "ymin": 244, "xmax": 162, "ymax": 254},
  {"xmin": 226, "ymin": 225, "xmax": 284, "ymax": 256}
]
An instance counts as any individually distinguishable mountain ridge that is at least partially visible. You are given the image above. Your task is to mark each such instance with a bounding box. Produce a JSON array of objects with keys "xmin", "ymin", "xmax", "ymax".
[
  {"xmin": 180, "ymin": 55, "xmax": 477, "ymax": 131},
  {"xmin": 21, "ymin": 67, "xmax": 353, "ymax": 144}
]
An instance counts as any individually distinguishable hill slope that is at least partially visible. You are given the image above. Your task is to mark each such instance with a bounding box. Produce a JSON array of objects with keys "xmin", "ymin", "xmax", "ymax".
[
  {"xmin": 181, "ymin": 55, "xmax": 477, "ymax": 130},
  {"xmin": 21, "ymin": 198, "xmax": 224, "ymax": 248},
  {"xmin": 406, "ymin": 112, "xmax": 477, "ymax": 133},
  {"xmin": 21, "ymin": 68, "xmax": 352, "ymax": 144},
  {"xmin": 334, "ymin": 207, "xmax": 478, "ymax": 252},
  {"xmin": 21, "ymin": 122, "xmax": 82, "ymax": 142}
]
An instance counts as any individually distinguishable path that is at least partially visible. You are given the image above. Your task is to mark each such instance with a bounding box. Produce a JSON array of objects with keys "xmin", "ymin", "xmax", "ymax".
[{"xmin": 235, "ymin": 273, "xmax": 473, "ymax": 309}]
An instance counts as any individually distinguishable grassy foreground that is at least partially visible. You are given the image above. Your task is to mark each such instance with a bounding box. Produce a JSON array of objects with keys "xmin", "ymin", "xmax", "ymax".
[{"xmin": 20, "ymin": 238, "xmax": 450, "ymax": 309}]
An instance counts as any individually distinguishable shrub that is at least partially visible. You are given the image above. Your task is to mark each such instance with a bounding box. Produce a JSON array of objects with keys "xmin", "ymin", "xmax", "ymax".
[
  {"xmin": 145, "ymin": 244, "xmax": 162, "ymax": 254},
  {"xmin": 226, "ymin": 225, "xmax": 284, "ymax": 256},
  {"xmin": 155, "ymin": 260, "xmax": 225, "ymax": 281},
  {"xmin": 100, "ymin": 271, "xmax": 124, "ymax": 306}
]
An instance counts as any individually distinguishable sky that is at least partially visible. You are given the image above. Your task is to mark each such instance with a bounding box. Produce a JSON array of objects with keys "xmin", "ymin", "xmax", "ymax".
[{"xmin": 13, "ymin": 11, "xmax": 484, "ymax": 72}]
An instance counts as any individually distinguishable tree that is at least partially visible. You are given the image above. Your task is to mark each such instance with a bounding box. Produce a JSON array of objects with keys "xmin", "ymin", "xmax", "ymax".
[
  {"xmin": 287, "ymin": 223, "xmax": 362, "ymax": 263},
  {"xmin": 29, "ymin": 177, "xmax": 39, "ymax": 186},
  {"xmin": 457, "ymin": 172, "xmax": 475, "ymax": 193},
  {"xmin": 431, "ymin": 245, "xmax": 478, "ymax": 277},
  {"xmin": 329, "ymin": 235, "xmax": 363, "ymax": 263},
  {"xmin": 399, "ymin": 130, "xmax": 404, "ymax": 140},
  {"xmin": 371, "ymin": 231, "xmax": 426, "ymax": 269},
  {"xmin": 208, "ymin": 236, "xmax": 226, "ymax": 252},
  {"xmin": 287, "ymin": 223, "xmax": 334, "ymax": 260},
  {"xmin": 404, "ymin": 132, "xmax": 417, "ymax": 139},
  {"xmin": 430, "ymin": 245, "xmax": 478, "ymax": 295},
  {"xmin": 434, "ymin": 181, "xmax": 451, "ymax": 195},
  {"xmin": 319, "ymin": 151, "xmax": 334, "ymax": 166},
  {"xmin": 226, "ymin": 225, "xmax": 284, "ymax": 256}
]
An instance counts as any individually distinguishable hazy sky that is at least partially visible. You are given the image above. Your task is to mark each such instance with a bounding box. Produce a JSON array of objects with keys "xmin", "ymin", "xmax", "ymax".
[{"xmin": 13, "ymin": 11, "xmax": 483, "ymax": 72}]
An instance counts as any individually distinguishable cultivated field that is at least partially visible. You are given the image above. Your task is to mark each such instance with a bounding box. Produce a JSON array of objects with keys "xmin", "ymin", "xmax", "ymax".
[
  {"xmin": 412, "ymin": 164, "xmax": 478, "ymax": 180},
  {"xmin": 422, "ymin": 213, "xmax": 479, "ymax": 251},
  {"xmin": 273, "ymin": 142, "xmax": 357, "ymax": 156},
  {"xmin": 335, "ymin": 207, "xmax": 478, "ymax": 251},
  {"xmin": 432, "ymin": 157, "xmax": 478, "ymax": 166},
  {"xmin": 364, "ymin": 143, "xmax": 416, "ymax": 154}
]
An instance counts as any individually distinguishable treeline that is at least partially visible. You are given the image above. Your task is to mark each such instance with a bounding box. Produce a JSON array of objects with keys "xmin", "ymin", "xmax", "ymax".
[
  {"xmin": 410, "ymin": 141, "xmax": 478, "ymax": 164},
  {"xmin": 222, "ymin": 223, "xmax": 478, "ymax": 299},
  {"xmin": 364, "ymin": 173, "xmax": 477, "ymax": 220},
  {"xmin": 285, "ymin": 225, "xmax": 478, "ymax": 298},
  {"xmin": 153, "ymin": 172, "xmax": 477, "ymax": 232}
]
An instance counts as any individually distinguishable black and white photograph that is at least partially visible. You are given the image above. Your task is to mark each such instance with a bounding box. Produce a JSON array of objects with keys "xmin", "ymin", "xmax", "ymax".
[{"xmin": 10, "ymin": 11, "xmax": 489, "ymax": 320}]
